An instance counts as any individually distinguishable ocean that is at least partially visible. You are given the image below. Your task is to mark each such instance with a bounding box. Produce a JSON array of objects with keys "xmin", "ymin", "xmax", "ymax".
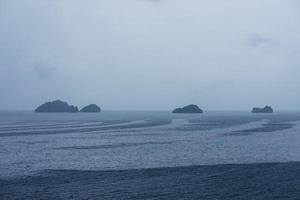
[{"xmin": 1, "ymin": 111, "xmax": 300, "ymax": 199}]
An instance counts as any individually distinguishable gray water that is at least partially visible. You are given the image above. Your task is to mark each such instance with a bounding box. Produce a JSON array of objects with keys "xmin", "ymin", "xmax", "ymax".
[{"xmin": 1, "ymin": 111, "xmax": 300, "ymax": 199}]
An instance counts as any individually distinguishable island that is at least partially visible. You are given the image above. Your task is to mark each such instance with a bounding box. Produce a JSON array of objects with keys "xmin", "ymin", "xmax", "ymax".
[
  {"xmin": 35, "ymin": 100, "xmax": 79, "ymax": 113},
  {"xmin": 80, "ymin": 104, "xmax": 101, "ymax": 113},
  {"xmin": 172, "ymin": 104, "xmax": 204, "ymax": 114},
  {"xmin": 251, "ymin": 106, "xmax": 273, "ymax": 113}
]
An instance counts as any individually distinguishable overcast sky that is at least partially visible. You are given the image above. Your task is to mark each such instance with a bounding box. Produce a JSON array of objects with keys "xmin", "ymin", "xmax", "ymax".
[{"xmin": 0, "ymin": 0, "xmax": 300, "ymax": 111}]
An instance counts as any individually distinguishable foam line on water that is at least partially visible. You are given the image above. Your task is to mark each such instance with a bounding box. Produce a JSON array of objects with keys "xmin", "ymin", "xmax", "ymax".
[{"xmin": 0, "ymin": 120, "xmax": 153, "ymax": 137}]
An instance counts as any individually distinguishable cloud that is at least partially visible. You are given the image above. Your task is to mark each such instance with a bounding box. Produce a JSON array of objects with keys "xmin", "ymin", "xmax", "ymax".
[
  {"xmin": 34, "ymin": 65, "xmax": 56, "ymax": 79},
  {"xmin": 247, "ymin": 34, "xmax": 279, "ymax": 48},
  {"xmin": 148, "ymin": 0, "xmax": 162, "ymax": 2},
  {"xmin": 137, "ymin": 0, "xmax": 163, "ymax": 3}
]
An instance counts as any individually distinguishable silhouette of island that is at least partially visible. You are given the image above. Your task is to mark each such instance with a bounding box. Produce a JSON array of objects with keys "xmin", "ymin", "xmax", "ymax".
[
  {"xmin": 35, "ymin": 100, "xmax": 79, "ymax": 113},
  {"xmin": 172, "ymin": 104, "xmax": 203, "ymax": 114},
  {"xmin": 251, "ymin": 106, "xmax": 273, "ymax": 113},
  {"xmin": 80, "ymin": 104, "xmax": 101, "ymax": 113}
]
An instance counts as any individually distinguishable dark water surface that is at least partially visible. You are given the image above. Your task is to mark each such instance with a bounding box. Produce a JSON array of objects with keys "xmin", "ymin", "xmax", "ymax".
[
  {"xmin": 1, "ymin": 111, "xmax": 300, "ymax": 199},
  {"xmin": 1, "ymin": 162, "xmax": 300, "ymax": 200}
]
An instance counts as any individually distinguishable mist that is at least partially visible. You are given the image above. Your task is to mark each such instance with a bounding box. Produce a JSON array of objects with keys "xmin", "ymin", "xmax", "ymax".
[{"xmin": 1, "ymin": 0, "xmax": 300, "ymax": 111}]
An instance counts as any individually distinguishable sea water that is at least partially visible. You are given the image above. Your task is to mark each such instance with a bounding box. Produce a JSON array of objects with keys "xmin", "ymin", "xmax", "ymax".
[{"xmin": 1, "ymin": 111, "xmax": 300, "ymax": 199}]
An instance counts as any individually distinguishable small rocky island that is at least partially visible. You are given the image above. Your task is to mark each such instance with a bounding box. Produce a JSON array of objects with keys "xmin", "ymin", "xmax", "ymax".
[
  {"xmin": 251, "ymin": 106, "xmax": 273, "ymax": 113},
  {"xmin": 35, "ymin": 100, "xmax": 79, "ymax": 113},
  {"xmin": 172, "ymin": 104, "xmax": 203, "ymax": 114},
  {"xmin": 80, "ymin": 104, "xmax": 101, "ymax": 113}
]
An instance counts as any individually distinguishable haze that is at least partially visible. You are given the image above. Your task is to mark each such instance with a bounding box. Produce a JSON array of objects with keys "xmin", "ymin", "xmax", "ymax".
[{"xmin": 1, "ymin": 0, "xmax": 300, "ymax": 111}]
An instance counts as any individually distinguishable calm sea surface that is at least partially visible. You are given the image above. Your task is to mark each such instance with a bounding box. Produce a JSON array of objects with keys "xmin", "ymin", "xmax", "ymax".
[{"xmin": 1, "ymin": 111, "xmax": 300, "ymax": 199}]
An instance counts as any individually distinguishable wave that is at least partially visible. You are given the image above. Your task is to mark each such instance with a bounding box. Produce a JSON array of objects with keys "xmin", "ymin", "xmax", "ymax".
[
  {"xmin": 0, "ymin": 120, "xmax": 171, "ymax": 137},
  {"xmin": 1, "ymin": 162, "xmax": 300, "ymax": 200},
  {"xmin": 0, "ymin": 120, "xmax": 132, "ymax": 132},
  {"xmin": 54, "ymin": 141, "xmax": 173, "ymax": 150},
  {"xmin": 226, "ymin": 121, "xmax": 297, "ymax": 136}
]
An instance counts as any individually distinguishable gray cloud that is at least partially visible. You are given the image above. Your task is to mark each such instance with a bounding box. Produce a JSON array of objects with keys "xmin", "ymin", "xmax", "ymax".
[
  {"xmin": 247, "ymin": 34, "xmax": 280, "ymax": 48},
  {"xmin": 148, "ymin": 0, "xmax": 162, "ymax": 3},
  {"xmin": 34, "ymin": 65, "xmax": 56, "ymax": 79},
  {"xmin": 1, "ymin": 0, "xmax": 300, "ymax": 111},
  {"xmin": 138, "ymin": 0, "xmax": 162, "ymax": 3}
]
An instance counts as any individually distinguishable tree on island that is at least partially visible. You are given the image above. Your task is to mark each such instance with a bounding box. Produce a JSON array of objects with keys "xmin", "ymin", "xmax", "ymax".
[
  {"xmin": 35, "ymin": 100, "xmax": 79, "ymax": 113},
  {"xmin": 80, "ymin": 104, "xmax": 101, "ymax": 112},
  {"xmin": 173, "ymin": 104, "xmax": 204, "ymax": 114},
  {"xmin": 251, "ymin": 106, "xmax": 274, "ymax": 113}
]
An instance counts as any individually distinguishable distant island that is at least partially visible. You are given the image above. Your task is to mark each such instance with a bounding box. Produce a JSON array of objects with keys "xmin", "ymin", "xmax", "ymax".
[
  {"xmin": 172, "ymin": 104, "xmax": 203, "ymax": 114},
  {"xmin": 251, "ymin": 106, "xmax": 273, "ymax": 113},
  {"xmin": 35, "ymin": 100, "xmax": 79, "ymax": 113},
  {"xmin": 80, "ymin": 104, "xmax": 101, "ymax": 113}
]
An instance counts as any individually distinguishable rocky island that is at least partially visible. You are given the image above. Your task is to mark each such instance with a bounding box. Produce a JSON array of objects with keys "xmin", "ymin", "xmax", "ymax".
[
  {"xmin": 172, "ymin": 104, "xmax": 203, "ymax": 114},
  {"xmin": 35, "ymin": 100, "xmax": 79, "ymax": 113},
  {"xmin": 80, "ymin": 104, "xmax": 101, "ymax": 113},
  {"xmin": 251, "ymin": 106, "xmax": 273, "ymax": 113}
]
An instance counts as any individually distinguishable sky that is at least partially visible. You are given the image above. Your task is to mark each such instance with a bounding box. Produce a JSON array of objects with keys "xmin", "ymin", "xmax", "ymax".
[{"xmin": 0, "ymin": 0, "xmax": 300, "ymax": 111}]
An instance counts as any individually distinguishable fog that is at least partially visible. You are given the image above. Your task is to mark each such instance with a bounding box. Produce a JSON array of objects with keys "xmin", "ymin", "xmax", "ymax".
[{"xmin": 1, "ymin": 0, "xmax": 300, "ymax": 111}]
